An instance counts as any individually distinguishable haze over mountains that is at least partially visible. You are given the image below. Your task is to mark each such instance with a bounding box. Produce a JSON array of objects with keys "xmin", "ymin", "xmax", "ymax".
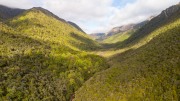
[
  {"xmin": 0, "ymin": 2, "xmax": 180, "ymax": 101},
  {"xmin": 89, "ymin": 16, "xmax": 155, "ymax": 41}
]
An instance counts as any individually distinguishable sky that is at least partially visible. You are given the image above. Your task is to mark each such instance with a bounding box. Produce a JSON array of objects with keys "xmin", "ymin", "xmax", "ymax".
[{"xmin": 0, "ymin": 0, "xmax": 179, "ymax": 34}]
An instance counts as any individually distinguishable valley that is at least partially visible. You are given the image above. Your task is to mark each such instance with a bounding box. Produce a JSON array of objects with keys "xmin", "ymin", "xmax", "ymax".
[{"xmin": 0, "ymin": 2, "xmax": 180, "ymax": 101}]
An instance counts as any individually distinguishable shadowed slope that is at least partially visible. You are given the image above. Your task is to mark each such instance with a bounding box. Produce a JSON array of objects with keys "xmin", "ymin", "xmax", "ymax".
[{"xmin": 0, "ymin": 5, "xmax": 25, "ymax": 21}]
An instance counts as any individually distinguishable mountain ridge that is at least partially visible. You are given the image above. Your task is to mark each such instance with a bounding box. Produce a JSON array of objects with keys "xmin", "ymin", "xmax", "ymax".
[
  {"xmin": 0, "ymin": 5, "xmax": 86, "ymax": 36},
  {"xmin": 68, "ymin": 21, "xmax": 86, "ymax": 34},
  {"xmin": 0, "ymin": 3, "xmax": 179, "ymax": 101}
]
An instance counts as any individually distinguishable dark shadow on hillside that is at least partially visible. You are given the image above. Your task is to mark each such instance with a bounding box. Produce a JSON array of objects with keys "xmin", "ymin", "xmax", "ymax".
[
  {"xmin": 108, "ymin": 49, "xmax": 135, "ymax": 63},
  {"xmin": 8, "ymin": 18, "xmax": 46, "ymax": 28},
  {"xmin": 0, "ymin": 30, "xmax": 44, "ymax": 47},
  {"xmin": 99, "ymin": 8, "xmax": 180, "ymax": 51},
  {"xmin": 108, "ymin": 25, "xmax": 180, "ymax": 64},
  {"xmin": 70, "ymin": 32, "xmax": 100, "ymax": 51}
]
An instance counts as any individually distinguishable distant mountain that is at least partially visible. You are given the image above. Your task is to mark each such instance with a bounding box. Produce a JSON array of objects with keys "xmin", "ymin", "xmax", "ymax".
[
  {"xmin": 102, "ymin": 30, "xmax": 135, "ymax": 43},
  {"xmin": 106, "ymin": 16, "xmax": 155, "ymax": 36},
  {"xmin": 90, "ymin": 20, "xmax": 147, "ymax": 41},
  {"xmin": 133, "ymin": 21, "xmax": 148, "ymax": 29},
  {"xmin": 0, "ymin": 5, "xmax": 25, "ymax": 20},
  {"xmin": 121, "ymin": 3, "xmax": 180, "ymax": 47},
  {"xmin": 99, "ymin": 16, "xmax": 155, "ymax": 43},
  {"xmin": 68, "ymin": 21, "xmax": 86, "ymax": 34},
  {"xmin": 90, "ymin": 19, "xmax": 150, "ymax": 41},
  {"xmin": 107, "ymin": 24, "xmax": 135, "ymax": 36},
  {"xmin": 89, "ymin": 33, "xmax": 106, "ymax": 40}
]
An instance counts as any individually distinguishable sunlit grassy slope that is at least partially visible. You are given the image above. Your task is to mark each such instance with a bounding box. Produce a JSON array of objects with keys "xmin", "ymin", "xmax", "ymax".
[
  {"xmin": 74, "ymin": 17, "xmax": 180, "ymax": 100},
  {"xmin": 102, "ymin": 30, "xmax": 135, "ymax": 43},
  {"xmin": 0, "ymin": 8, "xmax": 108, "ymax": 101},
  {"xmin": 8, "ymin": 8, "xmax": 101, "ymax": 51}
]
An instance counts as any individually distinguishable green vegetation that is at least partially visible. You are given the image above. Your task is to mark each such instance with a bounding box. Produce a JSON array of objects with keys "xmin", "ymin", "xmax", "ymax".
[
  {"xmin": 8, "ymin": 8, "xmax": 101, "ymax": 51},
  {"xmin": 102, "ymin": 30, "xmax": 135, "ymax": 43},
  {"xmin": 74, "ymin": 18, "xmax": 180, "ymax": 100},
  {"xmin": 0, "ymin": 8, "xmax": 108, "ymax": 100},
  {"xmin": 1, "ymin": 4, "xmax": 180, "ymax": 101}
]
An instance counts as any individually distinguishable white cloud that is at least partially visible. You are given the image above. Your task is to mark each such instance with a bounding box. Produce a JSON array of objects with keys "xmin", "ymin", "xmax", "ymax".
[
  {"xmin": 43, "ymin": 0, "xmax": 112, "ymax": 19},
  {"xmin": 42, "ymin": 0, "xmax": 114, "ymax": 33},
  {"xmin": 0, "ymin": 0, "xmax": 37, "ymax": 9},
  {"xmin": 110, "ymin": 0, "xmax": 180, "ymax": 27},
  {"xmin": 43, "ymin": 0, "xmax": 179, "ymax": 33},
  {"xmin": 0, "ymin": 0, "xmax": 179, "ymax": 33}
]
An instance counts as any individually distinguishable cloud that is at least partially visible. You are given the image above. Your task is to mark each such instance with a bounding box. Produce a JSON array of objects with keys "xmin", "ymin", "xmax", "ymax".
[
  {"xmin": 43, "ymin": 0, "xmax": 112, "ymax": 19},
  {"xmin": 0, "ymin": 0, "xmax": 179, "ymax": 33},
  {"xmin": 41, "ymin": 0, "xmax": 114, "ymax": 33},
  {"xmin": 0, "ymin": 0, "xmax": 37, "ymax": 9},
  {"xmin": 42, "ymin": 0, "xmax": 179, "ymax": 33},
  {"xmin": 110, "ymin": 0, "xmax": 180, "ymax": 27}
]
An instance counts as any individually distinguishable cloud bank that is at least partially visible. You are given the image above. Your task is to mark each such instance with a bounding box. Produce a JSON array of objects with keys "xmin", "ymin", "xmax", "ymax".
[{"xmin": 0, "ymin": 0, "xmax": 179, "ymax": 33}]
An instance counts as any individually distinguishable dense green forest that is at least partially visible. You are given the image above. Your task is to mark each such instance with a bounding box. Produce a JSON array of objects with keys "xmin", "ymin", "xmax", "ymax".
[
  {"xmin": 0, "ymin": 3, "xmax": 180, "ymax": 101},
  {"xmin": 0, "ymin": 8, "xmax": 108, "ymax": 100},
  {"xmin": 74, "ymin": 12, "xmax": 180, "ymax": 101}
]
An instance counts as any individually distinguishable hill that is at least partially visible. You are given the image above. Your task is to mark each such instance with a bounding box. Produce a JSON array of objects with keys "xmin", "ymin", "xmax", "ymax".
[
  {"xmin": 68, "ymin": 21, "xmax": 86, "ymax": 34},
  {"xmin": 92, "ymin": 17, "xmax": 152, "ymax": 42},
  {"xmin": 107, "ymin": 24, "xmax": 135, "ymax": 36},
  {"xmin": 101, "ymin": 16, "xmax": 155, "ymax": 44},
  {"xmin": 1, "ymin": 3, "xmax": 180, "ymax": 101},
  {"xmin": 0, "ymin": 6, "xmax": 108, "ymax": 101},
  {"xmin": 106, "ymin": 16, "xmax": 154, "ymax": 37},
  {"xmin": 119, "ymin": 3, "xmax": 180, "ymax": 48},
  {"xmin": 8, "ymin": 7, "xmax": 100, "ymax": 50},
  {"xmin": 74, "ymin": 4, "xmax": 180, "ymax": 101}
]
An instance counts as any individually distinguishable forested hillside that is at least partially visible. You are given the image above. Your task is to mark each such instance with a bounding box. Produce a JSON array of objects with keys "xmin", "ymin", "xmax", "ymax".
[
  {"xmin": 74, "ymin": 4, "xmax": 180, "ymax": 101},
  {"xmin": 0, "ymin": 7, "xmax": 108, "ymax": 100},
  {"xmin": 0, "ymin": 2, "xmax": 180, "ymax": 101}
]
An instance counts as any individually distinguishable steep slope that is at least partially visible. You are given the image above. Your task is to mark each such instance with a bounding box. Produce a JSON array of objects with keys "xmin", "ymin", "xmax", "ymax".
[
  {"xmin": 74, "ymin": 16, "xmax": 180, "ymax": 101},
  {"xmin": 68, "ymin": 21, "xmax": 86, "ymax": 34},
  {"xmin": 107, "ymin": 24, "xmax": 135, "ymax": 36},
  {"xmin": 0, "ymin": 5, "xmax": 25, "ymax": 21},
  {"xmin": 31, "ymin": 7, "xmax": 66, "ymax": 22},
  {"xmin": 93, "ymin": 4, "xmax": 180, "ymax": 58},
  {"xmin": 102, "ymin": 30, "xmax": 135, "ymax": 43},
  {"xmin": 120, "ymin": 3, "xmax": 180, "ymax": 48},
  {"xmin": 0, "ymin": 7, "xmax": 108, "ymax": 101},
  {"xmin": 106, "ymin": 16, "xmax": 154, "ymax": 37},
  {"xmin": 99, "ymin": 18, "xmax": 152, "ymax": 42},
  {"xmin": 8, "ymin": 7, "xmax": 100, "ymax": 51}
]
